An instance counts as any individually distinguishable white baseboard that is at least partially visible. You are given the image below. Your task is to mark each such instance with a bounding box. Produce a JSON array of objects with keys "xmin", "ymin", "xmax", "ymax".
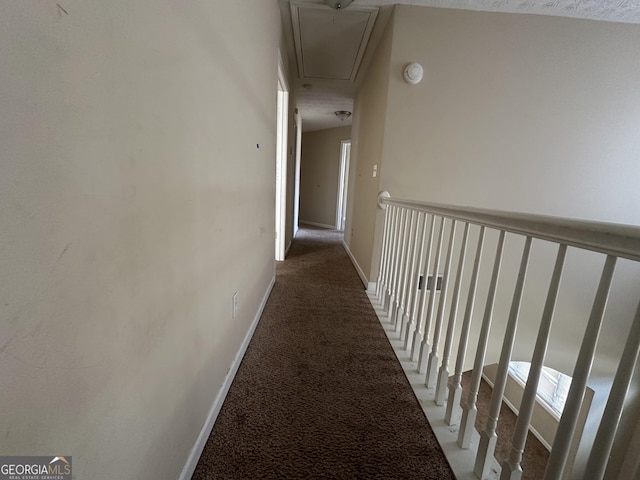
[
  {"xmin": 179, "ymin": 276, "xmax": 276, "ymax": 480},
  {"xmin": 342, "ymin": 240, "xmax": 368, "ymax": 288},
  {"xmin": 367, "ymin": 281, "xmax": 376, "ymax": 294},
  {"xmin": 299, "ymin": 220, "xmax": 336, "ymax": 230}
]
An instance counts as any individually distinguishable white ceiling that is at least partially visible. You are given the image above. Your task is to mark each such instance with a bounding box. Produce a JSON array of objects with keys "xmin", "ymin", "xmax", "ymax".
[{"xmin": 280, "ymin": 0, "xmax": 640, "ymax": 132}]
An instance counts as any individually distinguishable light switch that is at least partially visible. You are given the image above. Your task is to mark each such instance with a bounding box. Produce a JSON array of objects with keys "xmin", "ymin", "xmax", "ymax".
[{"xmin": 373, "ymin": 164, "xmax": 378, "ymax": 178}]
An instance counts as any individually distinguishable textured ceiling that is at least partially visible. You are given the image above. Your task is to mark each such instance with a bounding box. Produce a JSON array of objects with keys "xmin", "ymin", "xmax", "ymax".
[
  {"xmin": 282, "ymin": 0, "xmax": 640, "ymax": 132},
  {"xmin": 359, "ymin": 0, "xmax": 640, "ymax": 24}
]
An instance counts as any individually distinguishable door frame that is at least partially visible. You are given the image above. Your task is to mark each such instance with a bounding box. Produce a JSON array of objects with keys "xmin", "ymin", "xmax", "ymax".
[
  {"xmin": 335, "ymin": 139, "xmax": 351, "ymax": 231},
  {"xmin": 275, "ymin": 52, "xmax": 289, "ymax": 261}
]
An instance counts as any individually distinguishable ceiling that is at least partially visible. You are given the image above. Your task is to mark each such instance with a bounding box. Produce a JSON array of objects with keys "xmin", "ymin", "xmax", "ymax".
[{"xmin": 280, "ymin": 0, "xmax": 640, "ymax": 132}]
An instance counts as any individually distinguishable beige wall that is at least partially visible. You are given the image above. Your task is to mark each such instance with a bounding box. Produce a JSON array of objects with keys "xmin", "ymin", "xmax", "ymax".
[
  {"xmin": 299, "ymin": 126, "xmax": 351, "ymax": 227},
  {"xmin": 348, "ymin": 6, "xmax": 640, "ymax": 477},
  {"xmin": 343, "ymin": 11, "xmax": 394, "ymax": 281},
  {"xmin": 0, "ymin": 1, "xmax": 281, "ymax": 479},
  {"xmin": 358, "ymin": 5, "xmax": 640, "ymax": 280},
  {"xmin": 385, "ymin": 1, "xmax": 640, "ymax": 375}
]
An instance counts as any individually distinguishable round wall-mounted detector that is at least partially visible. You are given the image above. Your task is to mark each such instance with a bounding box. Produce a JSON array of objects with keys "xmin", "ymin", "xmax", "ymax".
[{"xmin": 403, "ymin": 63, "xmax": 424, "ymax": 85}]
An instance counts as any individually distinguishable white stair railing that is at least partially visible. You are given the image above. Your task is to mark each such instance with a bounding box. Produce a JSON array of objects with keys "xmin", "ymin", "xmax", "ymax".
[{"xmin": 368, "ymin": 191, "xmax": 640, "ymax": 480}]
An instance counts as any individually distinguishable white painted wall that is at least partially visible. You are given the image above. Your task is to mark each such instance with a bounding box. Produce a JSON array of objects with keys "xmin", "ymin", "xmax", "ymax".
[
  {"xmin": 0, "ymin": 1, "xmax": 281, "ymax": 478},
  {"xmin": 299, "ymin": 126, "xmax": 352, "ymax": 228}
]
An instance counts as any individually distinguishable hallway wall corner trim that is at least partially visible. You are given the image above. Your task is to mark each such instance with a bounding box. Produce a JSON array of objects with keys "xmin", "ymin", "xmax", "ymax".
[
  {"xmin": 342, "ymin": 240, "xmax": 369, "ymax": 288},
  {"xmin": 178, "ymin": 276, "xmax": 276, "ymax": 480}
]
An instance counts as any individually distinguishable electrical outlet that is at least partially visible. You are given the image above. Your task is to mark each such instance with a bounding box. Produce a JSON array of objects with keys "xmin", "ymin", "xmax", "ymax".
[{"xmin": 233, "ymin": 292, "xmax": 238, "ymax": 319}]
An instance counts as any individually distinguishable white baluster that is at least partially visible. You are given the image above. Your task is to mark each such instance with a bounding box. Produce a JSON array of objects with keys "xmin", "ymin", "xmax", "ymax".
[
  {"xmin": 392, "ymin": 208, "xmax": 411, "ymax": 326},
  {"xmin": 411, "ymin": 215, "xmax": 436, "ymax": 361},
  {"xmin": 501, "ymin": 244, "xmax": 567, "ymax": 480},
  {"xmin": 387, "ymin": 208, "xmax": 406, "ymax": 320},
  {"xmin": 400, "ymin": 211, "xmax": 422, "ymax": 341},
  {"xmin": 405, "ymin": 212, "xmax": 428, "ymax": 352},
  {"xmin": 445, "ymin": 226, "xmax": 486, "ymax": 426},
  {"xmin": 583, "ymin": 298, "xmax": 640, "ymax": 480},
  {"xmin": 376, "ymin": 204, "xmax": 392, "ymax": 302},
  {"xmin": 475, "ymin": 236, "xmax": 532, "ymax": 478},
  {"xmin": 544, "ymin": 255, "xmax": 616, "ymax": 480},
  {"xmin": 418, "ymin": 216, "xmax": 446, "ymax": 374},
  {"xmin": 384, "ymin": 206, "xmax": 399, "ymax": 306},
  {"xmin": 459, "ymin": 230, "xmax": 506, "ymax": 449},
  {"xmin": 383, "ymin": 206, "xmax": 399, "ymax": 313},
  {"xmin": 435, "ymin": 222, "xmax": 470, "ymax": 406},
  {"xmin": 396, "ymin": 210, "xmax": 417, "ymax": 334},
  {"xmin": 426, "ymin": 219, "xmax": 457, "ymax": 388}
]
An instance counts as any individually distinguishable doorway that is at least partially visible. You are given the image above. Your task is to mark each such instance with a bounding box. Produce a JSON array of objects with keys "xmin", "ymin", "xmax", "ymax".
[
  {"xmin": 275, "ymin": 54, "xmax": 289, "ymax": 261},
  {"xmin": 293, "ymin": 109, "xmax": 302, "ymax": 238},
  {"xmin": 335, "ymin": 140, "xmax": 351, "ymax": 231}
]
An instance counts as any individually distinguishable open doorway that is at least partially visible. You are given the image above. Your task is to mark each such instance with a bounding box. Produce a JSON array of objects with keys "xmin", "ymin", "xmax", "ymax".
[
  {"xmin": 293, "ymin": 109, "xmax": 302, "ymax": 238},
  {"xmin": 335, "ymin": 140, "xmax": 351, "ymax": 231},
  {"xmin": 275, "ymin": 53, "xmax": 289, "ymax": 261}
]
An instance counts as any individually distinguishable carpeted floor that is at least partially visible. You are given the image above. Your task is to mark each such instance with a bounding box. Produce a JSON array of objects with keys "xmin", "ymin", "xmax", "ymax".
[
  {"xmin": 461, "ymin": 372, "xmax": 550, "ymax": 479},
  {"xmin": 192, "ymin": 227, "xmax": 456, "ymax": 479}
]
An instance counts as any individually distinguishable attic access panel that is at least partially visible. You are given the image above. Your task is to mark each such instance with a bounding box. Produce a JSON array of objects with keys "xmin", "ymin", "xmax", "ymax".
[{"xmin": 290, "ymin": 2, "xmax": 378, "ymax": 81}]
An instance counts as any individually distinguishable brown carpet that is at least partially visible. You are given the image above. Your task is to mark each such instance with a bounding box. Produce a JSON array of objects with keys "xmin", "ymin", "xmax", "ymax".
[
  {"xmin": 192, "ymin": 227, "xmax": 455, "ymax": 479},
  {"xmin": 461, "ymin": 372, "xmax": 550, "ymax": 479}
]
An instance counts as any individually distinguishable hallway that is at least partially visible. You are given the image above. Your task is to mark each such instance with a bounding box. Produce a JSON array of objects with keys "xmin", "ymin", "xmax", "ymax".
[{"xmin": 192, "ymin": 227, "xmax": 454, "ymax": 479}]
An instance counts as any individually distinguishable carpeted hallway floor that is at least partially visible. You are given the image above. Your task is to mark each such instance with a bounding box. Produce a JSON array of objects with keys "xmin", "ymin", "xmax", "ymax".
[{"xmin": 192, "ymin": 227, "xmax": 456, "ymax": 479}]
